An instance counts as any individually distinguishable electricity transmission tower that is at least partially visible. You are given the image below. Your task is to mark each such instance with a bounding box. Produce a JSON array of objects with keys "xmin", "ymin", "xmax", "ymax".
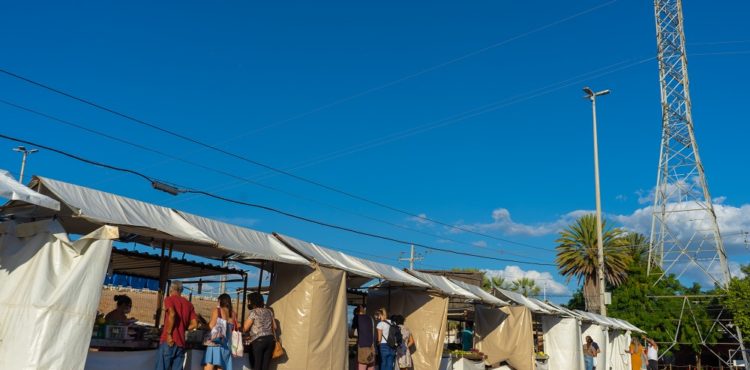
[{"xmin": 649, "ymin": 0, "xmax": 746, "ymax": 365}]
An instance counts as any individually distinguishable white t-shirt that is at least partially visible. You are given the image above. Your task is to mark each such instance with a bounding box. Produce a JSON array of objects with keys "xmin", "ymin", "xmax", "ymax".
[
  {"xmin": 647, "ymin": 345, "xmax": 658, "ymax": 361},
  {"xmin": 377, "ymin": 320, "xmax": 392, "ymax": 344}
]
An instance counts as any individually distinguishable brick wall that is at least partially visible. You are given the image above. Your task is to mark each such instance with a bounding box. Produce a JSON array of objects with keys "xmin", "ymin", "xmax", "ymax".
[{"xmin": 98, "ymin": 287, "xmax": 247, "ymax": 325}]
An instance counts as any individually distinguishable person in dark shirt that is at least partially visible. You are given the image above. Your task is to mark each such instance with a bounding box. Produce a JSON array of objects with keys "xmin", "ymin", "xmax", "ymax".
[{"xmin": 350, "ymin": 305, "xmax": 376, "ymax": 370}]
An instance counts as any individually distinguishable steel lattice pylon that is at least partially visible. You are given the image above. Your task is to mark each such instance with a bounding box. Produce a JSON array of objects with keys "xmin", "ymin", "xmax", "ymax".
[
  {"xmin": 648, "ymin": 0, "xmax": 729, "ymax": 288},
  {"xmin": 649, "ymin": 0, "xmax": 746, "ymax": 366}
]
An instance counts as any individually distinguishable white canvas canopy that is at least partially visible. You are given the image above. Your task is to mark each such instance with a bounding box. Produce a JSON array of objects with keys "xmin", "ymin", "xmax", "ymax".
[
  {"xmin": 494, "ymin": 288, "xmax": 552, "ymax": 314},
  {"xmin": 407, "ymin": 269, "xmax": 480, "ymax": 300},
  {"xmin": 176, "ymin": 212, "xmax": 308, "ymax": 265},
  {"xmin": 353, "ymin": 256, "xmax": 429, "ymax": 287},
  {"xmin": 29, "ymin": 176, "xmax": 215, "ymax": 246},
  {"xmin": 0, "ymin": 170, "xmax": 59, "ymax": 210},
  {"xmin": 275, "ymin": 233, "xmax": 381, "ymax": 277},
  {"xmin": 273, "ymin": 233, "xmax": 428, "ymax": 287},
  {"xmin": 449, "ymin": 278, "xmax": 508, "ymax": 306},
  {"xmin": 3, "ymin": 176, "xmax": 314, "ymax": 263}
]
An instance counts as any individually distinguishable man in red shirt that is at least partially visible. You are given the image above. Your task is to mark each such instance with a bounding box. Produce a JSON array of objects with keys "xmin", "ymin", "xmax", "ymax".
[{"xmin": 155, "ymin": 280, "xmax": 198, "ymax": 370}]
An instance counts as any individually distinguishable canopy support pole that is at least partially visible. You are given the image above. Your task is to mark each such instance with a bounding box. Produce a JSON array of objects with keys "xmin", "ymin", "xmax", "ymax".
[
  {"xmin": 257, "ymin": 261, "xmax": 265, "ymax": 292},
  {"xmin": 154, "ymin": 241, "xmax": 173, "ymax": 328},
  {"xmin": 241, "ymin": 273, "xmax": 248, "ymax": 328},
  {"xmin": 154, "ymin": 241, "xmax": 167, "ymax": 327}
]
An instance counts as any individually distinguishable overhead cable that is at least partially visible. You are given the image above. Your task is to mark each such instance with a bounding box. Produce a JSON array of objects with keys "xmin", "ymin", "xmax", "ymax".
[{"xmin": 0, "ymin": 133, "xmax": 556, "ymax": 267}]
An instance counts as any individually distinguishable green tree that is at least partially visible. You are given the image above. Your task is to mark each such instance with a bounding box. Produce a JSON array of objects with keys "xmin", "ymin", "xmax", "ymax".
[
  {"xmin": 565, "ymin": 288, "xmax": 586, "ymax": 310},
  {"xmin": 511, "ymin": 277, "xmax": 541, "ymax": 297},
  {"xmin": 484, "ymin": 276, "xmax": 511, "ymax": 291},
  {"xmin": 622, "ymin": 232, "xmax": 649, "ymax": 262},
  {"xmin": 555, "ymin": 214, "xmax": 632, "ymax": 313},
  {"xmin": 607, "ymin": 259, "xmax": 720, "ymax": 368},
  {"xmin": 725, "ymin": 265, "xmax": 750, "ymax": 343}
]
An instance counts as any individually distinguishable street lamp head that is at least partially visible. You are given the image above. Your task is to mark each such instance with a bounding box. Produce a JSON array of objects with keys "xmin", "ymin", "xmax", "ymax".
[
  {"xmin": 29, "ymin": 149, "xmax": 39, "ymax": 154},
  {"xmin": 12, "ymin": 146, "xmax": 27, "ymax": 153},
  {"xmin": 583, "ymin": 87, "xmax": 611, "ymax": 99}
]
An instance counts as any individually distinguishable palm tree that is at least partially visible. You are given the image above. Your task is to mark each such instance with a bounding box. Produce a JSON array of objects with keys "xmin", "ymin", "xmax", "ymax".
[
  {"xmin": 622, "ymin": 232, "xmax": 649, "ymax": 263},
  {"xmin": 482, "ymin": 276, "xmax": 510, "ymax": 292},
  {"xmin": 555, "ymin": 214, "xmax": 632, "ymax": 313},
  {"xmin": 511, "ymin": 277, "xmax": 541, "ymax": 297}
]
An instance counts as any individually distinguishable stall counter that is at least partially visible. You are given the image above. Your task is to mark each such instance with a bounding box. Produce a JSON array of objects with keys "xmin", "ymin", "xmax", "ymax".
[{"xmin": 85, "ymin": 349, "xmax": 250, "ymax": 370}]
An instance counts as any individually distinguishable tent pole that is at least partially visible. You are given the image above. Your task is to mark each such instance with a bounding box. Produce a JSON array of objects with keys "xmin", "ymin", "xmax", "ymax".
[
  {"xmin": 155, "ymin": 240, "xmax": 167, "ymax": 327},
  {"xmin": 257, "ymin": 261, "xmax": 265, "ymax": 292},
  {"xmin": 387, "ymin": 286, "xmax": 391, "ymax": 312},
  {"xmin": 241, "ymin": 273, "xmax": 249, "ymax": 327}
]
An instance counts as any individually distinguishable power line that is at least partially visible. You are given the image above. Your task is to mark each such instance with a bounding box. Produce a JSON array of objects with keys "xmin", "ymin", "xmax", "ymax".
[
  {"xmin": 0, "ymin": 132, "xmax": 556, "ymax": 267},
  {"xmin": 0, "ymin": 67, "xmax": 557, "ymax": 252},
  {"xmin": 173, "ymin": 0, "xmax": 619, "ymax": 140},
  {"xmin": 0, "ymin": 98, "xmax": 551, "ymax": 262}
]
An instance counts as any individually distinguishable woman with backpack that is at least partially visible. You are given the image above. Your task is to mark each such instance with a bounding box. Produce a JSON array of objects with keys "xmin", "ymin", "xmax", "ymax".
[
  {"xmin": 391, "ymin": 315, "xmax": 414, "ymax": 370},
  {"xmin": 203, "ymin": 293, "xmax": 237, "ymax": 370},
  {"xmin": 375, "ymin": 308, "xmax": 396, "ymax": 370}
]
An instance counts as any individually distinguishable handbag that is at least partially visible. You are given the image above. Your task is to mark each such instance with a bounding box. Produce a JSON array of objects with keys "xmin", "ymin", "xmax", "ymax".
[
  {"xmin": 231, "ymin": 317, "xmax": 244, "ymax": 357},
  {"xmin": 357, "ymin": 316, "xmax": 375, "ymax": 364},
  {"xmin": 203, "ymin": 307, "xmax": 227, "ymax": 347},
  {"xmin": 357, "ymin": 345, "xmax": 375, "ymax": 365},
  {"xmin": 271, "ymin": 310, "xmax": 285, "ymax": 360}
]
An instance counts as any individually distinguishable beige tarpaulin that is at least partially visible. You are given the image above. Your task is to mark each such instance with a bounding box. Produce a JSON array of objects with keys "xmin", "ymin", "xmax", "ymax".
[
  {"xmin": 474, "ymin": 305, "xmax": 534, "ymax": 370},
  {"xmin": 267, "ymin": 263, "xmax": 348, "ymax": 370},
  {"xmin": 367, "ymin": 288, "xmax": 449, "ymax": 370}
]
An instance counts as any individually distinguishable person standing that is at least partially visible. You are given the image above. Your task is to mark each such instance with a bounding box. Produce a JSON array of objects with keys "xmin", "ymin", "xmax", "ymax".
[
  {"xmin": 645, "ymin": 337, "xmax": 658, "ymax": 370},
  {"xmin": 375, "ymin": 308, "xmax": 396, "ymax": 370},
  {"xmin": 351, "ymin": 305, "xmax": 376, "ymax": 370},
  {"xmin": 626, "ymin": 337, "xmax": 646, "ymax": 370},
  {"xmin": 243, "ymin": 292, "xmax": 277, "ymax": 370},
  {"xmin": 392, "ymin": 315, "xmax": 414, "ymax": 370},
  {"xmin": 156, "ymin": 281, "xmax": 198, "ymax": 370},
  {"xmin": 203, "ymin": 294, "xmax": 237, "ymax": 370},
  {"xmin": 583, "ymin": 336, "xmax": 600, "ymax": 370},
  {"xmin": 460, "ymin": 322, "xmax": 474, "ymax": 351}
]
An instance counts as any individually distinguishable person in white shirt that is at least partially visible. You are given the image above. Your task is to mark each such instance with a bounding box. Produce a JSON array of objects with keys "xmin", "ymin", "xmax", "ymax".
[
  {"xmin": 644, "ymin": 337, "xmax": 658, "ymax": 370},
  {"xmin": 376, "ymin": 308, "xmax": 396, "ymax": 370}
]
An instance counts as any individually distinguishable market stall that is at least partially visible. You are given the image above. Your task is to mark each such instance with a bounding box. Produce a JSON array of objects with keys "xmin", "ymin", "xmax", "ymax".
[
  {"xmin": 0, "ymin": 175, "xmax": 311, "ymax": 369},
  {"xmin": 474, "ymin": 304, "xmax": 534, "ymax": 370},
  {"xmin": 271, "ymin": 233, "xmax": 432, "ymax": 370},
  {"xmin": 540, "ymin": 305, "xmax": 585, "ymax": 370},
  {"xmin": 403, "ymin": 270, "xmax": 483, "ymax": 370}
]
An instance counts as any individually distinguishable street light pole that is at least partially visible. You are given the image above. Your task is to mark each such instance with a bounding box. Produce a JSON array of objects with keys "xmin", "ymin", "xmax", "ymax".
[
  {"xmin": 583, "ymin": 87, "xmax": 610, "ymax": 316},
  {"xmin": 12, "ymin": 146, "xmax": 39, "ymax": 183}
]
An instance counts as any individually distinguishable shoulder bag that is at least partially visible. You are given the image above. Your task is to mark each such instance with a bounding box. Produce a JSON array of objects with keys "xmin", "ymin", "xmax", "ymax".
[
  {"xmin": 357, "ymin": 316, "xmax": 375, "ymax": 364},
  {"xmin": 270, "ymin": 309, "xmax": 285, "ymax": 360}
]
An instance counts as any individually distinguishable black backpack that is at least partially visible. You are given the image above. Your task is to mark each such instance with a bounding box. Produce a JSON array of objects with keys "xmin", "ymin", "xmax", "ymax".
[{"xmin": 385, "ymin": 321, "xmax": 403, "ymax": 349}]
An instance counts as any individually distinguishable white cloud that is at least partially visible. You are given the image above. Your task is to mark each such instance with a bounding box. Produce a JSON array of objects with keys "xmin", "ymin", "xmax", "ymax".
[
  {"xmin": 482, "ymin": 266, "xmax": 569, "ymax": 295},
  {"xmin": 610, "ymin": 199, "xmax": 750, "ymax": 286},
  {"xmin": 407, "ymin": 213, "xmax": 432, "ymax": 226},
  {"xmin": 611, "ymin": 201, "xmax": 750, "ymax": 254},
  {"xmin": 472, "ymin": 240, "xmax": 488, "ymax": 248},
  {"xmin": 616, "ymin": 194, "xmax": 628, "ymax": 202},
  {"xmin": 452, "ymin": 208, "xmax": 591, "ymax": 237}
]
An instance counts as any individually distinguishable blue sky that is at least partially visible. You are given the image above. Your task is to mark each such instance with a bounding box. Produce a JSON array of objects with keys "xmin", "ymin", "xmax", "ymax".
[{"xmin": 2, "ymin": 0, "xmax": 749, "ymax": 301}]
